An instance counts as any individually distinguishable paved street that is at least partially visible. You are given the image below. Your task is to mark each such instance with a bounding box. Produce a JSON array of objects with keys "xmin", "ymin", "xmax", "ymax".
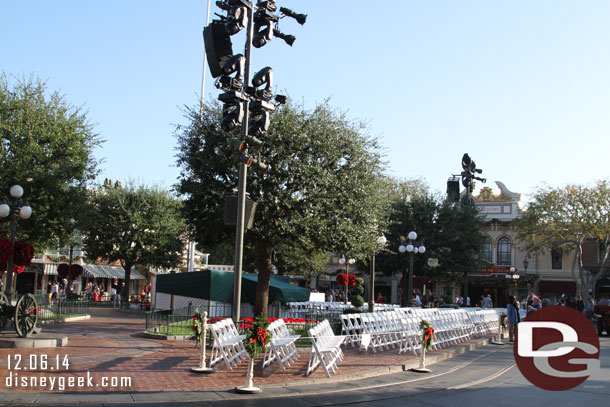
[{"xmin": 0, "ymin": 311, "xmax": 608, "ymax": 406}]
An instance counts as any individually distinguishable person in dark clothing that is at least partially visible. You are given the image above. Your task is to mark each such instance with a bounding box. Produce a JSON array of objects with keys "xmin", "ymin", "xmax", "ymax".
[
  {"xmin": 506, "ymin": 295, "xmax": 521, "ymax": 342},
  {"xmin": 576, "ymin": 295, "xmax": 585, "ymax": 313}
]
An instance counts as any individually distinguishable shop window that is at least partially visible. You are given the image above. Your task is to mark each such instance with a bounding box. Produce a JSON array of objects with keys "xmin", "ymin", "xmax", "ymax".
[
  {"xmin": 497, "ymin": 237, "xmax": 511, "ymax": 265},
  {"xmin": 551, "ymin": 248, "xmax": 563, "ymax": 269},
  {"xmin": 480, "ymin": 237, "xmax": 492, "ymax": 263}
]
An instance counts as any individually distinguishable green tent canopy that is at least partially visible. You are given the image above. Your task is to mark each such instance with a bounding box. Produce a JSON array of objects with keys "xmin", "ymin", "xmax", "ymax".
[{"xmin": 156, "ymin": 269, "xmax": 309, "ymax": 304}]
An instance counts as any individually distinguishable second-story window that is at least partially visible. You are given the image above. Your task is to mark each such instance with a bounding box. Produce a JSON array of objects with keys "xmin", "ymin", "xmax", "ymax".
[
  {"xmin": 480, "ymin": 237, "xmax": 492, "ymax": 263},
  {"xmin": 497, "ymin": 237, "xmax": 511, "ymax": 265}
]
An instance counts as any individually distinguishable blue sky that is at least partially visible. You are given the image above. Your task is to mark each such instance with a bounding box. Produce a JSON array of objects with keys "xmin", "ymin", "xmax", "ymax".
[{"xmin": 2, "ymin": 1, "xmax": 609, "ymax": 200}]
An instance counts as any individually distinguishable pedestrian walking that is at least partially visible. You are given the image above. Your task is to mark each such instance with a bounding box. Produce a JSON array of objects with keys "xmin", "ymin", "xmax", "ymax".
[
  {"xmin": 506, "ymin": 295, "xmax": 521, "ymax": 342},
  {"xmin": 482, "ymin": 294, "xmax": 493, "ymax": 308}
]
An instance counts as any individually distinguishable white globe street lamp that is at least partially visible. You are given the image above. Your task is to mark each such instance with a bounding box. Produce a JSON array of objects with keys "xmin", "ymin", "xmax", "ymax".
[
  {"xmin": 399, "ymin": 231, "xmax": 426, "ymax": 307},
  {"xmin": 0, "ymin": 185, "xmax": 33, "ymax": 302}
]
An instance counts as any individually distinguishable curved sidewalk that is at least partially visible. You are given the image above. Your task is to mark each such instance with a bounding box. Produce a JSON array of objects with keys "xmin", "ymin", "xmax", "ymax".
[{"xmin": 0, "ymin": 310, "xmax": 507, "ymax": 405}]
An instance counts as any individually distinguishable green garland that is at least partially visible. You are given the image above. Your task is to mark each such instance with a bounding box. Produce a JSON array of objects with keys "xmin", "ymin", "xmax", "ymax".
[
  {"xmin": 191, "ymin": 308, "xmax": 204, "ymax": 344},
  {"xmin": 420, "ymin": 319, "xmax": 435, "ymax": 351},
  {"xmin": 244, "ymin": 313, "xmax": 272, "ymax": 359}
]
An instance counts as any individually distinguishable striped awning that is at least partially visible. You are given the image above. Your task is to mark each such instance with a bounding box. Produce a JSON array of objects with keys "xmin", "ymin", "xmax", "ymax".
[
  {"xmin": 43, "ymin": 263, "xmax": 58, "ymax": 275},
  {"xmin": 42, "ymin": 263, "xmax": 145, "ymax": 280},
  {"xmin": 83, "ymin": 264, "xmax": 145, "ymax": 280}
]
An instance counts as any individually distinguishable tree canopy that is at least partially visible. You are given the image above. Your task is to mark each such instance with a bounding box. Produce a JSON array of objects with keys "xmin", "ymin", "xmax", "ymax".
[
  {"xmin": 81, "ymin": 181, "xmax": 187, "ymax": 299},
  {"xmin": 175, "ymin": 99, "xmax": 391, "ymax": 315},
  {"xmin": 0, "ymin": 74, "xmax": 102, "ymax": 249},
  {"xmin": 376, "ymin": 190, "xmax": 485, "ymax": 285},
  {"xmin": 515, "ymin": 180, "xmax": 610, "ymax": 298}
]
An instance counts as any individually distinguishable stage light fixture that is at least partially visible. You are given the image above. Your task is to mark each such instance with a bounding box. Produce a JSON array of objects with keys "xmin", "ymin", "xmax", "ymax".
[
  {"xmin": 248, "ymin": 99, "xmax": 275, "ymax": 136},
  {"xmin": 272, "ymin": 29, "xmax": 295, "ymax": 46},
  {"xmin": 204, "ymin": 21, "xmax": 245, "ymax": 82},
  {"xmin": 219, "ymin": 91, "xmax": 248, "ymax": 132},
  {"xmin": 279, "ymin": 7, "xmax": 307, "ymax": 25}
]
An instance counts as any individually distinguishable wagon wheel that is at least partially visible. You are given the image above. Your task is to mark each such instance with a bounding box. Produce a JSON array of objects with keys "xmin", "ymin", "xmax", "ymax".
[
  {"xmin": 0, "ymin": 292, "xmax": 9, "ymax": 331},
  {"xmin": 14, "ymin": 293, "xmax": 38, "ymax": 337}
]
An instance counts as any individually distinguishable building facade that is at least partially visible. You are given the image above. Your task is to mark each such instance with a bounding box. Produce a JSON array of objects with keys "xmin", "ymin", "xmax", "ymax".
[{"xmin": 471, "ymin": 181, "xmax": 586, "ymax": 307}]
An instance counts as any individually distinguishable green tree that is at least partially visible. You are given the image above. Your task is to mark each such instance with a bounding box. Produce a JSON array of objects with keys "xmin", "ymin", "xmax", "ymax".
[
  {"xmin": 0, "ymin": 74, "xmax": 102, "ymax": 249},
  {"xmin": 175, "ymin": 100, "xmax": 391, "ymax": 316},
  {"xmin": 274, "ymin": 238, "xmax": 330, "ymax": 278},
  {"xmin": 515, "ymin": 180, "xmax": 610, "ymax": 298},
  {"xmin": 376, "ymin": 191, "xmax": 485, "ymax": 287},
  {"xmin": 81, "ymin": 181, "xmax": 187, "ymax": 300}
]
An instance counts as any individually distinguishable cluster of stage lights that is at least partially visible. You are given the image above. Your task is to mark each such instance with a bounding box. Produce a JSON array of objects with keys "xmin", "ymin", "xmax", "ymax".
[
  {"xmin": 203, "ymin": 0, "xmax": 306, "ymax": 170},
  {"xmin": 459, "ymin": 153, "xmax": 486, "ymax": 205}
]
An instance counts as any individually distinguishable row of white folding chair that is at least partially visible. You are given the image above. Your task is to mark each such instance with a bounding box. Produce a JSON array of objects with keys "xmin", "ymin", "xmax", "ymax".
[
  {"xmin": 340, "ymin": 313, "xmax": 363, "ymax": 347},
  {"xmin": 306, "ymin": 319, "xmax": 345, "ymax": 377},
  {"xmin": 465, "ymin": 309, "xmax": 499, "ymax": 336},
  {"xmin": 359, "ymin": 312, "xmax": 400, "ymax": 352},
  {"xmin": 263, "ymin": 319, "xmax": 300, "ymax": 370},
  {"xmin": 425, "ymin": 310, "xmax": 471, "ymax": 348},
  {"xmin": 209, "ymin": 318, "xmax": 248, "ymax": 370},
  {"xmin": 358, "ymin": 311, "xmax": 421, "ymax": 355},
  {"xmin": 399, "ymin": 308, "xmax": 474, "ymax": 349}
]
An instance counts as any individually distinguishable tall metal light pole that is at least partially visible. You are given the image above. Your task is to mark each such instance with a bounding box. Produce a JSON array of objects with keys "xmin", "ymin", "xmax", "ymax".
[
  {"xmin": 231, "ymin": 5, "xmax": 255, "ymax": 325},
  {"xmin": 200, "ymin": 0, "xmax": 212, "ymax": 119},
  {"xmin": 205, "ymin": 1, "xmax": 306, "ymax": 324},
  {"xmin": 369, "ymin": 233, "xmax": 386, "ymax": 312},
  {"xmin": 0, "ymin": 185, "xmax": 32, "ymax": 302},
  {"xmin": 399, "ymin": 231, "xmax": 425, "ymax": 307}
]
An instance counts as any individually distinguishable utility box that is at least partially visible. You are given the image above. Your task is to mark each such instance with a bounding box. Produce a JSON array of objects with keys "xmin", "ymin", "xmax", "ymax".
[{"xmin": 224, "ymin": 195, "xmax": 257, "ymax": 229}]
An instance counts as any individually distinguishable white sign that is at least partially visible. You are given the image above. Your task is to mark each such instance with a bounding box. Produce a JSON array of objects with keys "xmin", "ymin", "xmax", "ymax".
[
  {"xmin": 309, "ymin": 292, "xmax": 325, "ymax": 302},
  {"xmin": 480, "ymin": 205, "xmax": 502, "ymax": 214}
]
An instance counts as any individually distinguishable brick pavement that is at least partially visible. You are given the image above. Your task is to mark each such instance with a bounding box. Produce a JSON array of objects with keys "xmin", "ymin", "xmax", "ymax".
[{"xmin": 0, "ymin": 311, "xmax": 493, "ymax": 393}]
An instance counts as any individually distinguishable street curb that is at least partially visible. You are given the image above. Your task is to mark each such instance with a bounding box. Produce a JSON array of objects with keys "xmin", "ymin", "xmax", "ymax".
[
  {"xmin": 139, "ymin": 331, "xmax": 193, "ymax": 341},
  {"xmin": 263, "ymin": 335, "xmax": 499, "ymax": 388}
]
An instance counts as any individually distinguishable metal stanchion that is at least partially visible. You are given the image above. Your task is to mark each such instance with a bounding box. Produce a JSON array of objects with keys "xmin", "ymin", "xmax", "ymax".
[
  {"xmin": 191, "ymin": 311, "xmax": 214, "ymax": 373},
  {"xmin": 491, "ymin": 315, "xmax": 505, "ymax": 345}
]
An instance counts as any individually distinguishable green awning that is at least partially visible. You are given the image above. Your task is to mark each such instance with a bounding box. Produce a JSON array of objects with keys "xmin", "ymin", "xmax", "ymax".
[{"xmin": 155, "ymin": 269, "xmax": 309, "ymax": 304}]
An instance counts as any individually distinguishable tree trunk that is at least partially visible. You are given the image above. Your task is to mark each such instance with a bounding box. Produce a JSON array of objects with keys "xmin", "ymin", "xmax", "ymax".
[
  {"xmin": 122, "ymin": 263, "xmax": 132, "ymax": 305},
  {"xmin": 254, "ymin": 237, "xmax": 274, "ymax": 317}
]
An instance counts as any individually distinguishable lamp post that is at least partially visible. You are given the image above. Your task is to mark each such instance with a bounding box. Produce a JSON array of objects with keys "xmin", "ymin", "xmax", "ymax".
[
  {"xmin": 506, "ymin": 266, "xmax": 520, "ymax": 288},
  {"xmin": 338, "ymin": 255, "xmax": 355, "ymax": 304},
  {"xmin": 399, "ymin": 231, "xmax": 425, "ymax": 307},
  {"xmin": 370, "ymin": 234, "xmax": 387, "ymax": 312},
  {"xmin": 523, "ymin": 258, "xmax": 529, "ymax": 274},
  {"xmin": 0, "ymin": 185, "xmax": 32, "ymax": 302}
]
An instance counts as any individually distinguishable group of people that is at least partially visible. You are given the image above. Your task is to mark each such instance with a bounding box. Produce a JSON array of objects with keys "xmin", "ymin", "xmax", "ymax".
[
  {"xmin": 504, "ymin": 293, "xmax": 599, "ymax": 342},
  {"xmin": 325, "ymin": 288, "xmax": 348, "ymax": 303},
  {"xmin": 45, "ymin": 278, "xmax": 80, "ymax": 302}
]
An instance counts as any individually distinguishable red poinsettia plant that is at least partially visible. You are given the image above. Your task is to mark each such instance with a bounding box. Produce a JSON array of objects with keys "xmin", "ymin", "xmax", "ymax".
[
  {"xmin": 13, "ymin": 241, "xmax": 34, "ymax": 267},
  {"xmin": 57, "ymin": 263, "xmax": 70, "ymax": 279},
  {"xmin": 0, "ymin": 240, "xmax": 34, "ymax": 274},
  {"xmin": 69, "ymin": 264, "xmax": 83, "ymax": 278},
  {"xmin": 0, "ymin": 238, "xmax": 13, "ymax": 264},
  {"xmin": 336, "ymin": 273, "xmax": 356, "ymax": 287}
]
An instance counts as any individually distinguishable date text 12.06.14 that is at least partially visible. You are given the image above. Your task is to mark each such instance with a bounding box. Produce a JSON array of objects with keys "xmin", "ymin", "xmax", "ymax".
[{"xmin": 7, "ymin": 354, "xmax": 70, "ymax": 371}]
